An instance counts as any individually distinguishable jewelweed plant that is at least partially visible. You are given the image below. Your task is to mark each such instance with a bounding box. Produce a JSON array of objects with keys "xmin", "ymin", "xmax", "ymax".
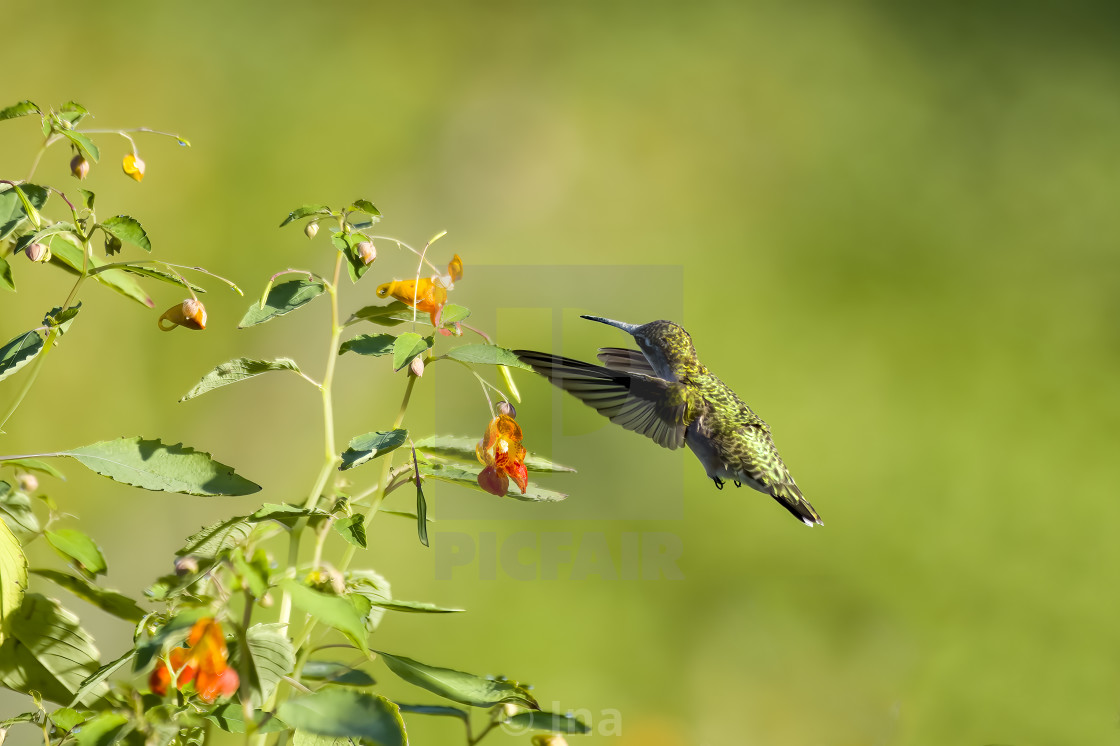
[{"xmin": 0, "ymin": 100, "xmax": 587, "ymax": 746}]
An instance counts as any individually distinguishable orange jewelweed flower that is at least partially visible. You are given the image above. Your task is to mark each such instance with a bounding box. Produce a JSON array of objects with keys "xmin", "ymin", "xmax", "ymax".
[
  {"xmin": 375, "ymin": 254, "xmax": 463, "ymax": 329},
  {"xmin": 122, "ymin": 153, "xmax": 145, "ymax": 182},
  {"xmin": 476, "ymin": 413, "xmax": 529, "ymax": 496},
  {"xmin": 158, "ymin": 298, "xmax": 207, "ymax": 331},
  {"xmin": 149, "ymin": 617, "xmax": 239, "ymax": 702}
]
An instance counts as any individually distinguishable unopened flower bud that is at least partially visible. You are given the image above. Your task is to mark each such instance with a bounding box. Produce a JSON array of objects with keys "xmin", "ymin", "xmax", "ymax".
[
  {"xmin": 16, "ymin": 473, "xmax": 38, "ymax": 493},
  {"xmin": 497, "ymin": 401, "xmax": 516, "ymax": 419},
  {"xmin": 158, "ymin": 298, "xmax": 207, "ymax": 331},
  {"xmin": 70, "ymin": 154, "xmax": 90, "ymax": 180},
  {"xmin": 356, "ymin": 240, "xmax": 376, "ymax": 265},
  {"xmin": 531, "ymin": 736, "xmax": 568, "ymax": 746},
  {"xmin": 174, "ymin": 556, "xmax": 200, "ymax": 576},
  {"xmin": 259, "ymin": 593, "xmax": 274, "ymax": 608},
  {"xmin": 500, "ymin": 703, "xmax": 520, "ymax": 718},
  {"xmin": 25, "ymin": 242, "xmax": 49, "ymax": 263},
  {"xmin": 105, "ymin": 235, "xmax": 123, "ymax": 256},
  {"xmin": 122, "ymin": 153, "xmax": 145, "ymax": 182},
  {"xmin": 410, "ymin": 355, "xmax": 425, "ymax": 377},
  {"xmin": 304, "ymin": 221, "xmax": 319, "ymax": 240}
]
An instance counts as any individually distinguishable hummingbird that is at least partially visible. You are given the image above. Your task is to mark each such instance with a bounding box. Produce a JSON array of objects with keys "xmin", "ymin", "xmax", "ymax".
[{"xmin": 514, "ymin": 316, "xmax": 822, "ymax": 526}]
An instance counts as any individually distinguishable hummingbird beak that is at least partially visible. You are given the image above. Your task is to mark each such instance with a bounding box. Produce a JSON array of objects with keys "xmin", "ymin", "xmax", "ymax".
[{"xmin": 580, "ymin": 315, "xmax": 640, "ymax": 335}]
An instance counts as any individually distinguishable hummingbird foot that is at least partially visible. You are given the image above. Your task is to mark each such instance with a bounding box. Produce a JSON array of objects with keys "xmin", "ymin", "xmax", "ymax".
[{"xmin": 713, "ymin": 477, "xmax": 725, "ymax": 490}]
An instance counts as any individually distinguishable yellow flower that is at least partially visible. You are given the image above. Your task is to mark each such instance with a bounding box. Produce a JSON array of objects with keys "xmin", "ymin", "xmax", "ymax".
[
  {"xmin": 122, "ymin": 153, "xmax": 146, "ymax": 182},
  {"xmin": 158, "ymin": 299, "xmax": 207, "ymax": 331}
]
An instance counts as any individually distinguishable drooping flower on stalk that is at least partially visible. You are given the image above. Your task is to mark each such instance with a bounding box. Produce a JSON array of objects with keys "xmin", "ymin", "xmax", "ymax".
[
  {"xmin": 476, "ymin": 408, "xmax": 529, "ymax": 496},
  {"xmin": 158, "ymin": 298, "xmax": 207, "ymax": 331},
  {"xmin": 122, "ymin": 153, "xmax": 145, "ymax": 182},
  {"xmin": 376, "ymin": 254, "xmax": 463, "ymax": 329},
  {"xmin": 149, "ymin": 617, "xmax": 240, "ymax": 702}
]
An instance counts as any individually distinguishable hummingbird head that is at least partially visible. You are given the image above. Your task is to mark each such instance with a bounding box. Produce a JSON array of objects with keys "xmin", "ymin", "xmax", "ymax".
[{"xmin": 581, "ymin": 316, "xmax": 699, "ymax": 380}]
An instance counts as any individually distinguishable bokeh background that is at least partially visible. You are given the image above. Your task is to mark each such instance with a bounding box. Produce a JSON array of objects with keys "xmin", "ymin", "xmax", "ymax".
[{"xmin": 3, "ymin": 1, "xmax": 1120, "ymax": 744}]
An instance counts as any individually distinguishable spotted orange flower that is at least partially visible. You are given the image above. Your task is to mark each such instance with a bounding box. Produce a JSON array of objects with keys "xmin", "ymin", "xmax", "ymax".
[
  {"xmin": 376, "ymin": 254, "xmax": 462, "ymax": 329},
  {"xmin": 149, "ymin": 617, "xmax": 239, "ymax": 702},
  {"xmin": 476, "ymin": 412, "xmax": 529, "ymax": 496}
]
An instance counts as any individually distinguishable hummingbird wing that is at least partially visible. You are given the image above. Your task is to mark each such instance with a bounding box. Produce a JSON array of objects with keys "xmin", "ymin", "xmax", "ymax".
[
  {"xmin": 595, "ymin": 347, "xmax": 657, "ymax": 377},
  {"xmin": 514, "ymin": 350, "xmax": 689, "ymax": 449}
]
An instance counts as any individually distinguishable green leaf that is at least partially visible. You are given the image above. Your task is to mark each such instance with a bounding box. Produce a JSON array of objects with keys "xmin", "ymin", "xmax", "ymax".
[
  {"xmin": 0, "ymin": 481, "xmax": 40, "ymax": 534},
  {"xmin": 240, "ymin": 279, "xmax": 325, "ymax": 328},
  {"xmin": 278, "ymin": 688, "xmax": 406, "ymax": 745},
  {"xmin": 204, "ymin": 704, "xmax": 287, "ymax": 734},
  {"xmin": 375, "ymin": 651, "xmax": 538, "ymax": 709},
  {"xmin": 0, "ymin": 458, "xmax": 64, "ymax": 479},
  {"xmin": 0, "ymin": 518, "xmax": 27, "ymax": 643},
  {"xmin": 348, "ymin": 199, "xmax": 381, "ymax": 217},
  {"xmin": 0, "ymin": 594, "xmax": 102, "ymax": 704},
  {"xmin": 300, "ymin": 660, "xmax": 376, "ymax": 687},
  {"xmin": 116, "ymin": 265, "xmax": 205, "ymax": 293},
  {"xmin": 56, "ymin": 129, "xmax": 99, "ymax": 163},
  {"xmin": 0, "ymin": 330, "xmax": 43, "ymax": 383},
  {"xmin": 177, "ymin": 515, "xmax": 252, "ymax": 559},
  {"xmin": 99, "ymin": 215, "xmax": 150, "ymax": 251},
  {"xmin": 440, "ymin": 303, "xmax": 471, "ymax": 325},
  {"xmin": 73, "ymin": 713, "xmax": 128, "ymax": 746},
  {"xmin": 338, "ymin": 333, "xmax": 396, "ymax": 357},
  {"xmin": 339, "ymin": 430, "xmax": 408, "ymax": 471},
  {"xmin": 345, "ymin": 570, "xmax": 391, "ymax": 633},
  {"xmin": 62, "ymin": 437, "xmax": 262, "ymax": 496},
  {"xmin": 331, "ymin": 231, "xmax": 371, "ymax": 283},
  {"xmin": 0, "ymin": 711, "xmax": 38, "ymax": 728},
  {"xmin": 333, "ymin": 514, "xmax": 367, "ymax": 548},
  {"xmin": 506, "ymin": 711, "xmax": 592, "ymax": 734},
  {"xmin": 29, "ymin": 569, "xmax": 144, "ymax": 622},
  {"xmin": 279, "ymin": 204, "xmax": 332, "ymax": 227},
  {"xmin": 69, "ymin": 648, "xmax": 134, "ymax": 708},
  {"xmin": 44, "ymin": 529, "xmax": 107, "ymax": 577},
  {"xmin": 245, "ymin": 623, "xmax": 295, "ymax": 707},
  {"xmin": 48, "ymin": 707, "xmax": 86, "ymax": 732},
  {"xmin": 416, "ymin": 435, "xmax": 575, "ymax": 473},
  {"xmin": 415, "ymin": 477, "xmax": 428, "ymax": 548},
  {"xmin": 180, "ymin": 358, "xmax": 302, "ymax": 401},
  {"xmin": 281, "ymin": 581, "xmax": 370, "ymax": 654},
  {"xmin": 395, "ymin": 703, "xmax": 469, "ymax": 721},
  {"xmin": 0, "ymin": 255, "xmax": 13, "ymax": 291},
  {"xmin": 76, "ymin": 189, "xmax": 95, "ymax": 210},
  {"xmin": 231, "ymin": 547, "xmax": 269, "ymax": 598},
  {"xmin": 346, "ymin": 301, "xmax": 469, "ymax": 329},
  {"xmin": 0, "ymin": 183, "xmax": 48, "ymax": 240},
  {"xmin": 49, "ymin": 241, "xmax": 154, "ymax": 308},
  {"xmin": 292, "ymin": 732, "xmax": 349, "ymax": 746},
  {"xmin": 445, "ymin": 344, "xmax": 533, "ymax": 370},
  {"xmin": 419, "ymin": 462, "xmax": 568, "ymax": 503},
  {"xmin": 0, "ymin": 101, "xmax": 40, "ymax": 121},
  {"xmin": 367, "ymin": 598, "xmax": 463, "ymax": 614},
  {"xmin": 392, "ymin": 332, "xmax": 431, "ymax": 371}
]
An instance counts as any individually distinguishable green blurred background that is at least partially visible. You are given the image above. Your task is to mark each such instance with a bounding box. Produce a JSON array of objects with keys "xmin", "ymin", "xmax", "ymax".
[{"xmin": 3, "ymin": 1, "xmax": 1120, "ymax": 743}]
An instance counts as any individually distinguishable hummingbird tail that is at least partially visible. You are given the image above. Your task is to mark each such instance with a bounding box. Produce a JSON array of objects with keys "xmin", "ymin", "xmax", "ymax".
[{"xmin": 771, "ymin": 484, "xmax": 823, "ymax": 527}]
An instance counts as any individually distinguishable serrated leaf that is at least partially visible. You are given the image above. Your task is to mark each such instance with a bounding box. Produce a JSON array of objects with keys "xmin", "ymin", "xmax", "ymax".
[
  {"xmin": 48, "ymin": 707, "xmax": 86, "ymax": 732},
  {"xmin": 62, "ymin": 437, "xmax": 261, "ymax": 496},
  {"xmin": 338, "ymin": 333, "xmax": 395, "ymax": 357},
  {"xmin": 445, "ymin": 344, "xmax": 533, "ymax": 370},
  {"xmin": 279, "ymin": 688, "xmax": 405, "ymax": 745},
  {"xmin": 240, "ymin": 279, "xmax": 325, "ymax": 328},
  {"xmin": 0, "ymin": 518, "xmax": 27, "ymax": 643},
  {"xmin": 375, "ymin": 651, "xmax": 538, "ymax": 709},
  {"xmin": 346, "ymin": 301, "xmax": 468, "ymax": 329},
  {"xmin": 0, "ymin": 458, "xmax": 64, "ymax": 479},
  {"xmin": 73, "ymin": 713, "xmax": 128, "ymax": 746},
  {"xmin": 0, "ymin": 183, "xmax": 48, "ymax": 240},
  {"xmin": 181, "ymin": 358, "xmax": 302, "ymax": 401},
  {"xmin": 333, "ymin": 515, "xmax": 367, "ymax": 548},
  {"xmin": 99, "ymin": 216, "xmax": 150, "ymax": 251},
  {"xmin": 301, "ymin": 660, "xmax": 376, "ymax": 687},
  {"xmin": 0, "ymin": 100, "xmax": 40, "ymax": 121},
  {"xmin": 415, "ymin": 435, "xmax": 575, "ymax": 473},
  {"xmin": 177, "ymin": 515, "xmax": 252, "ymax": 559},
  {"xmin": 57, "ymin": 129, "xmax": 100, "ymax": 163},
  {"xmin": 348, "ymin": 199, "xmax": 381, "ymax": 217},
  {"xmin": 282, "ymin": 581, "xmax": 370, "ymax": 654},
  {"xmin": 116, "ymin": 265, "xmax": 205, "ymax": 293},
  {"xmin": 279, "ymin": 204, "xmax": 332, "ymax": 228},
  {"xmin": 204, "ymin": 704, "xmax": 287, "ymax": 734},
  {"xmin": 69, "ymin": 648, "xmax": 134, "ymax": 708},
  {"xmin": 419, "ymin": 462, "xmax": 567, "ymax": 503},
  {"xmin": 0, "ymin": 255, "xmax": 13, "ymax": 291},
  {"xmin": 392, "ymin": 332, "xmax": 431, "ymax": 371},
  {"xmin": 246, "ymin": 623, "xmax": 295, "ymax": 706},
  {"xmin": 49, "ymin": 241, "xmax": 153, "ymax": 308},
  {"xmin": 44, "ymin": 529, "xmax": 107, "ymax": 577},
  {"xmin": 0, "ymin": 594, "xmax": 102, "ymax": 704},
  {"xmin": 339, "ymin": 430, "xmax": 408, "ymax": 471},
  {"xmin": 0, "ymin": 330, "xmax": 43, "ymax": 383},
  {"xmin": 29, "ymin": 569, "xmax": 142, "ymax": 622},
  {"xmin": 507, "ymin": 711, "xmax": 592, "ymax": 734}
]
